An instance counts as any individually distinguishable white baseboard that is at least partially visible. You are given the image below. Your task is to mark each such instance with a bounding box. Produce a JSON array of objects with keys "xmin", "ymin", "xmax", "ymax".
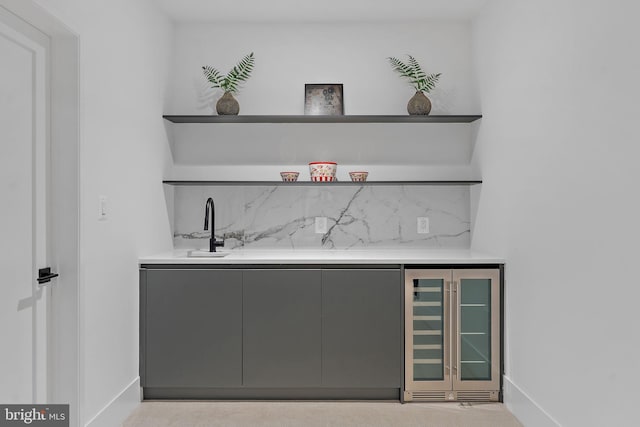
[
  {"xmin": 503, "ymin": 376, "xmax": 561, "ymax": 427},
  {"xmin": 84, "ymin": 377, "xmax": 141, "ymax": 427},
  {"xmin": 82, "ymin": 375, "xmax": 559, "ymax": 427}
]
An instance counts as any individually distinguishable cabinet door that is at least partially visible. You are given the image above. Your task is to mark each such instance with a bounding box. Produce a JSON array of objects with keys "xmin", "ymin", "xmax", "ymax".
[
  {"xmin": 452, "ymin": 269, "xmax": 500, "ymax": 392},
  {"xmin": 322, "ymin": 269, "xmax": 402, "ymax": 387},
  {"xmin": 144, "ymin": 269, "xmax": 243, "ymax": 387},
  {"xmin": 404, "ymin": 269, "xmax": 452, "ymax": 392},
  {"xmin": 243, "ymin": 269, "xmax": 321, "ymax": 387}
]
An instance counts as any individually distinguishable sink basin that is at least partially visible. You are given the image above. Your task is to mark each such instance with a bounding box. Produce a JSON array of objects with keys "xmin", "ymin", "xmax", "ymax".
[{"xmin": 187, "ymin": 250, "xmax": 230, "ymax": 258}]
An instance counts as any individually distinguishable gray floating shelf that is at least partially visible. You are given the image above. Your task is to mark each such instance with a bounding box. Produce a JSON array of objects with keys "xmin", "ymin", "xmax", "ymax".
[
  {"xmin": 163, "ymin": 115, "xmax": 482, "ymax": 124},
  {"xmin": 163, "ymin": 180, "xmax": 482, "ymax": 186}
]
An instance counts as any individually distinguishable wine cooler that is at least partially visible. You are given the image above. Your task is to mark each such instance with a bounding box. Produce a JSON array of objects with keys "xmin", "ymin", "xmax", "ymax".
[{"xmin": 404, "ymin": 268, "xmax": 501, "ymax": 402}]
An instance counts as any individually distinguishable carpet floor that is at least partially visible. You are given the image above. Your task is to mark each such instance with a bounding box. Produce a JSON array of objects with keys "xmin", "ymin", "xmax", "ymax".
[{"xmin": 122, "ymin": 401, "xmax": 523, "ymax": 427}]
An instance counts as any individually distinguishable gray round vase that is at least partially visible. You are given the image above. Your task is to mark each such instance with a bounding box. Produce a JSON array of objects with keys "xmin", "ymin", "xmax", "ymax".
[
  {"xmin": 407, "ymin": 91, "xmax": 432, "ymax": 115},
  {"xmin": 216, "ymin": 92, "xmax": 240, "ymax": 115}
]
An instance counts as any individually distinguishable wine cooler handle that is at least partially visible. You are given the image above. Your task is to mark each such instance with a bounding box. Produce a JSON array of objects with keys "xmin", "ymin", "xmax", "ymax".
[
  {"xmin": 451, "ymin": 280, "xmax": 458, "ymax": 376},
  {"xmin": 445, "ymin": 280, "xmax": 451, "ymax": 377}
]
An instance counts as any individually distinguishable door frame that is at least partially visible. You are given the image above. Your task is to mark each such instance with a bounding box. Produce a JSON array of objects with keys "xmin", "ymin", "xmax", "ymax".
[{"xmin": 0, "ymin": 0, "xmax": 81, "ymax": 424}]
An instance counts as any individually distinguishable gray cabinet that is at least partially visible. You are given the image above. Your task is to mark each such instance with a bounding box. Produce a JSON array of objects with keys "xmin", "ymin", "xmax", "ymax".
[
  {"xmin": 143, "ymin": 269, "xmax": 242, "ymax": 387},
  {"xmin": 243, "ymin": 269, "xmax": 322, "ymax": 387},
  {"xmin": 141, "ymin": 265, "xmax": 403, "ymax": 398},
  {"xmin": 321, "ymin": 269, "xmax": 402, "ymax": 387}
]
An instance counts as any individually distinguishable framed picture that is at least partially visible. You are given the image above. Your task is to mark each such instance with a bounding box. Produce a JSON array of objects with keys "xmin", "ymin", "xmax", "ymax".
[{"xmin": 304, "ymin": 83, "xmax": 344, "ymax": 115}]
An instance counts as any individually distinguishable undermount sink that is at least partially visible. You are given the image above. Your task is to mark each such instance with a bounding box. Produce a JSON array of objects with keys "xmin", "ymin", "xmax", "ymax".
[{"xmin": 187, "ymin": 250, "xmax": 230, "ymax": 258}]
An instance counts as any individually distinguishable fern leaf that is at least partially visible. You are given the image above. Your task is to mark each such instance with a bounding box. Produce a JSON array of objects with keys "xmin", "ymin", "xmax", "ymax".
[
  {"xmin": 419, "ymin": 73, "xmax": 442, "ymax": 93},
  {"xmin": 202, "ymin": 52, "xmax": 255, "ymax": 95},
  {"xmin": 224, "ymin": 78, "xmax": 238, "ymax": 94},
  {"xmin": 407, "ymin": 55, "xmax": 423, "ymax": 79},
  {"xmin": 409, "ymin": 55, "xmax": 435, "ymax": 92},
  {"xmin": 225, "ymin": 52, "xmax": 255, "ymax": 93},
  {"xmin": 389, "ymin": 54, "xmax": 441, "ymax": 93},
  {"xmin": 387, "ymin": 57, "xmax": 414, "ymax": 79},
  {"xmin": 202, "ymin": 65, "xmax": 223, "ymax": 89}
]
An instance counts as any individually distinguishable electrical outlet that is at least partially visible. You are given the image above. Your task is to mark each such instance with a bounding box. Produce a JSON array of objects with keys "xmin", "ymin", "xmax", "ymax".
[
  {"xmin": 98, "ymin": 195, "xmax": 108, "ymax": 221},
  {"xmin": 417, "ymin": 217, "xmax": 429, "ymax": 234},
  {"xmin": 315, "ymin": 217, "xmax": 328, "ymax": 234}
]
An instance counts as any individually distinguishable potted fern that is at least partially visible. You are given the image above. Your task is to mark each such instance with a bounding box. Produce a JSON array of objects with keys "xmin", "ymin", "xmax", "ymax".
[
  {"xmin": 387, "ymin": 55, "xmax": 441, "ymax": 115},
  {"xmin": 202, "ymin": 52, "xmax": 255, "ymax": 115}
]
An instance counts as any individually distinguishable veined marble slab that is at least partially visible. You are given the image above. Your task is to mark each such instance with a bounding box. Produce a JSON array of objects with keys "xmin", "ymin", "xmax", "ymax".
[{"xmin": 172, "ymin": 185, "xmax": 471, "ymax": 250}]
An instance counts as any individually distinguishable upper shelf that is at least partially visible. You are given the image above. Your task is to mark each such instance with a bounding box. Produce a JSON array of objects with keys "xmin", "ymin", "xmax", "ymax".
[{"xmin": 163, "ymin": 115, "xmax": 482, "ymax": 124}]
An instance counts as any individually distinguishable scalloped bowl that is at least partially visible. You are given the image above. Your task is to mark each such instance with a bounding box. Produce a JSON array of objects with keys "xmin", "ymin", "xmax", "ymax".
[
  {"xmin": 349, "ymin": 171, "xmax": 369, "ymax": 182},
  {"xmin": 280, "ymin": 171, "xmax": 300, "ymax": 182}
]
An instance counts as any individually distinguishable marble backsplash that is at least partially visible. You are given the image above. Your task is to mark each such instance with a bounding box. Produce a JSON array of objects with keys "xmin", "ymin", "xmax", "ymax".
[{"xmin": 172, "ymin": 185, "xmax": 471, "ymax": 250}]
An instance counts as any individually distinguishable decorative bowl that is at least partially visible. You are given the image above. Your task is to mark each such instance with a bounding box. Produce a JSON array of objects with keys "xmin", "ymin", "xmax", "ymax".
[
  {"xmin": 280, "ymin": 171, "xmax": 300, "ymax": 182},
  {"xmin": 309, "ymin": 162, "xmax": 337, "ymax": 182},
  {"xmin": 349, "ymin": 171, "xmax": 369, "ymax": 182}
]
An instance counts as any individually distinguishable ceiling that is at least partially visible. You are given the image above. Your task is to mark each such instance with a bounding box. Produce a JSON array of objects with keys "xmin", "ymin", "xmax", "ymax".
[{"xmin": 153, "ymin": 0, "xmax": 489, "ymax": 23}]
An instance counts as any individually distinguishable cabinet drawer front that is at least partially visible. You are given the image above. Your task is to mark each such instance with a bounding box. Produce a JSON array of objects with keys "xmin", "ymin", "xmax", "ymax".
[
  {"xmin": 243, "ymin": 269, "xmax": 322, "ymax": 387},
  {"xmin": 144, "ymin": 269, "xmax": 242, "ymax": 388},
  {"xmin": 322, "ymin": 269, "xmax": 402, "ymax": 387}
]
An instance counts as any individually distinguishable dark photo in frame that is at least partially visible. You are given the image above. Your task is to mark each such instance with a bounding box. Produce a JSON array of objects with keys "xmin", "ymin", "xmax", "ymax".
[{"xmin": 304, "ymin": 83, "xmax": 344, "ymax": 115}]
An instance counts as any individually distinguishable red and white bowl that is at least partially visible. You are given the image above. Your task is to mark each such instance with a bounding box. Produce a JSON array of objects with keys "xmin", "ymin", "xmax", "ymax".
[
  {"xmin": 309, "ymin": 162, "xmax": 337, "ymax": 182},
  {"xmin": 349, "ymin": 171, "xmax": 369, "ymax": 182},
  {"xmin": 280, "ymin": 171, "xmax": 300, "ymax": 182}
]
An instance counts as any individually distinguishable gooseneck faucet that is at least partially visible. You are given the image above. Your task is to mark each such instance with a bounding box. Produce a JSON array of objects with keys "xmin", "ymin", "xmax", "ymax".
[{"xmin": 204, "ymin": 197, "xmax": 224, "ymax": 252}]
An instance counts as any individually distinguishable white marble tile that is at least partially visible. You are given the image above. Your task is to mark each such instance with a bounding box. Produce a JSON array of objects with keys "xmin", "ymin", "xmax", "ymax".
[{"xmin": 173, "ymin": 185, "xmax": 470, "ymax": 250}]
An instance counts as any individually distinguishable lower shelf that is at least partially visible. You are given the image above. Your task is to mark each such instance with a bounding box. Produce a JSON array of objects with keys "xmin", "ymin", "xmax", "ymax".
[{"xmin": 163, "ymin": 180, "xmax": 482, "ymax": 186}]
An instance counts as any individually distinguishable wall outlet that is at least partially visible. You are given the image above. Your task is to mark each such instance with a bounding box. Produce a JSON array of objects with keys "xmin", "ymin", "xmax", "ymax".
[
  {"xmin": 417, "ymin": 217, "xmax": 429, "ymax": 234},
  {"xmin": 98, "ymin": 195, "xmax": 108, "ymax": 221},
  {"xmin": 315, "ymin": 217, "xmax": 328, "ymax": 234}
]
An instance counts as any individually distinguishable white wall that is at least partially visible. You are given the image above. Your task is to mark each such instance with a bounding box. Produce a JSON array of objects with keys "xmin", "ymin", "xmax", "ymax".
[
  {"xmin": 32, "ymin": 1, "xmax": 174, "ymax": 425},
  {"xmin": 169, "ymin": 22, "xmax": 478, "ymax": 115},
  {"xmin": 471, "ymin": 1, "xmax": 640, "ymax": 425},
  {"xmin": 166, "ymin": 22, "xmax": 480, "ymax": 181}
]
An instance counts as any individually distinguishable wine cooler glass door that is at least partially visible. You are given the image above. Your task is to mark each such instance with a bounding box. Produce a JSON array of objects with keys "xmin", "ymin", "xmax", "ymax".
[
  {"xmin": 452, "ymin": 269, "xmax": 500, "ymax": 391},
  {"xmin": 404, "ymin": 269, "xmax": 451, "ymax": 391}
]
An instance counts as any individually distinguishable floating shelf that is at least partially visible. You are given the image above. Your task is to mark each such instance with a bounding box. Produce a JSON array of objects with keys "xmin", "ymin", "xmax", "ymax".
[
  {"xmin": 163, "ymin": 180, "xmax": 482, "ymax": 186},
  {"xmin": 163, "ymin": 115, "xmax": 482, "ymax": 124}
]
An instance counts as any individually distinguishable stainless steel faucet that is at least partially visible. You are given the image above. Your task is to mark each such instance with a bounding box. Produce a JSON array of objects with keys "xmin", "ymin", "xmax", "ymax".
[{"xmin": 204, "ymin": 197, "xmax": 224, "ymax": 252}]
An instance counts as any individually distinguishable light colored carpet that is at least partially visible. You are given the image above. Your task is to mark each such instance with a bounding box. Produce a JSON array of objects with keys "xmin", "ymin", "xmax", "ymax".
[{"xmin": 122, "ymin": 401, "xmax": 523, "ymax": 427}]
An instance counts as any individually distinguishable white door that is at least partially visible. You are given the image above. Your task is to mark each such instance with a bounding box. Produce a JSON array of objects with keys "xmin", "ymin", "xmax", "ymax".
[{"xmin": 0, "ymin": 6, "xmax": 52, "ymax": 403}]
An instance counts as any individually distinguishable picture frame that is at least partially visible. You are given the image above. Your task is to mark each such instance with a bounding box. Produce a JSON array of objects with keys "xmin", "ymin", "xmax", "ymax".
[{"xmin": 304, "ymin": 83, "xmax": 344, "ymax": 115}]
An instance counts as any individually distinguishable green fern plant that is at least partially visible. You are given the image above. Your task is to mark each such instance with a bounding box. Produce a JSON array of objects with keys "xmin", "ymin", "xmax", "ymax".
[
  {"xmin": 202, "ymin": 52, "xmax": 255, "ymax": 95},
  {"xmin": 387, "ymin": 55, "xmax": 441, "ymax": 93}
]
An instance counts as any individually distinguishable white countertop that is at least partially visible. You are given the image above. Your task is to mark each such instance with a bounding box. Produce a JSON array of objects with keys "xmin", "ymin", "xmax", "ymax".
[{"xmin": 139, "ymin": 248, "xmax": 504, "ymax": 265}]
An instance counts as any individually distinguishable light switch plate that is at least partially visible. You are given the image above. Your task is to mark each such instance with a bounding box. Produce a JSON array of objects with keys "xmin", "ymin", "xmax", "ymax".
[
  {"xmin": 315, "ymin": 217, "xmax": 328, "ymax": 234},
  {"xmin": 417, "ymin": 217, "xmax": 429, "ymax": 234},
  {"xmin": 98, "ymin": 195, "xmax": 108, "ymax": 221}
]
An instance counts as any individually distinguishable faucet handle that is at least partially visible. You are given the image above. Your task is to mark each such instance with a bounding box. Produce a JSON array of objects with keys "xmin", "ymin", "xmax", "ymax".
[{"xmin": 209, "ymin": 237, "xmax": 225, "ymax": 252}]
